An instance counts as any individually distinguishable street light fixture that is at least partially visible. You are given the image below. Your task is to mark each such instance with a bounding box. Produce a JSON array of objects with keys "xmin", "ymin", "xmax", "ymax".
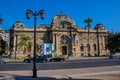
[{"xmin": 26, "ymin": 9, "xmax": 45, "ymax": 78}]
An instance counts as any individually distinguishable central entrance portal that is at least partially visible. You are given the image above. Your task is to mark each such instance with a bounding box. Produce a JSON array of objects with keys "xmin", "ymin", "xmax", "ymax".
[{"xmin": 62, "ymin": 46, "xmax": 67, "ymax": 55}]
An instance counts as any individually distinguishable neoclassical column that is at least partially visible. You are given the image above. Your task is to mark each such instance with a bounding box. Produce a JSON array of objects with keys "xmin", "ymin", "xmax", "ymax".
[
  {"xmin": 53, "ymin": 34, "xmax": 56, "ymax": 53},
  {"xmin": 56, "ymin": 34, "xmax": 60, "ymax": 55},
  {"xmin": 75, "ymin": 33, "xmax": 80, "ymax": 55},
  {"xmin": 102, "ymin": 35, "xmax": 105, "ymax": 50},
  {"xmin": 14, "ymin": 34, "xmax": 18, "ymax": 59}
]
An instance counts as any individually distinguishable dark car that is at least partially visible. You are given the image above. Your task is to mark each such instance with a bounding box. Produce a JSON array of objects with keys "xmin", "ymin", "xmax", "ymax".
[
  {"xmin": 109, "ymin": 52, "xmax": 120, "ymax": 59},
  {"xmin": 23, "ymin": 55, "xmax": 48, "ymax": 63},
  {"xmin": 36, "ymin": 55, "xmax": 48, "ymax": 63},
  {"xmin": 23, "ymin": 55, "xmax": 32, "ymax": 63},
  {"xmin": 49, "ymin": 57, "xmax": 65, "ymax": 62}
]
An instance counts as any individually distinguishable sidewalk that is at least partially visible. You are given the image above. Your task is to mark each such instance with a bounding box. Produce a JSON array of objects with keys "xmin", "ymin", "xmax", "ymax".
[
  {"xmin": 68, "ymin": 56, "xmax": 108, "ymax": 60},
  {"xmin": 9, "ymin": 56, "xmax": 109, "ymax": 61},
  {"xmin": 0, "ymin": 65, "xmax": 120, "ymax": 80}
]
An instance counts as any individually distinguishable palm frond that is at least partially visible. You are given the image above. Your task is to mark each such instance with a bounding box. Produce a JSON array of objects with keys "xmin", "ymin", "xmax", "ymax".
[{"xmin": 0, "ymin": 17, "xmax": 4, "ymax": 25}]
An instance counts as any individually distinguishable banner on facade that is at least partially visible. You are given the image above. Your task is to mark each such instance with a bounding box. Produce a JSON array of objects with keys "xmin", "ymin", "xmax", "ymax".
[
  {"xmin": 72, "ymin": 34, "xmax": 76, "ymax": 46},
  {"xmin": 41, "ymin": 43, "xmax": 54, "ymax": 55}
]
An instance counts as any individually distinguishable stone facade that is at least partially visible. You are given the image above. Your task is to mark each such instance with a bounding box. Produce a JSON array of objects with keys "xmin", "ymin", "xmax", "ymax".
[{"xmin": 10, "ymin": 14, "xmax": 108, "ymax": 58}]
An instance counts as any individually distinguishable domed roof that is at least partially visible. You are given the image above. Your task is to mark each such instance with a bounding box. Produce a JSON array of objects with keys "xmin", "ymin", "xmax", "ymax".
[
  {"xmin": 51, "ymin": 13, "xmax": 76, "ymax": 28},
  {"xmin": 13, "ymin": 21, "xmax": 25, "ymax": 29},
  {"xmin": 94, "ymin": 23, "xmax": 106, "ymax": 30}
]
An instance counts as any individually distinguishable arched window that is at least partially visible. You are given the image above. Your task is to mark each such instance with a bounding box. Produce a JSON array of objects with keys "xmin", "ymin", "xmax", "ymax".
[
  {"xmin": 61, "ymin": 35, "xmax": 69, "ymax": 45},
  {"xmin": 80, "ymin": 44, "xmax": 84, "ymax": 51},
  {"xmin": 93, "ymin": 44, "xmax": 96, "ymax": 51},
  {"xmin": 59, "ymin": 21, "xmax": 71, "ymax": 29}
]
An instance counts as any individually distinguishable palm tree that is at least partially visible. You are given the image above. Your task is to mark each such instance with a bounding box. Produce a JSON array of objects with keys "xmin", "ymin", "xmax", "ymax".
[
  {"xmin": 0, "ymin": 15, "xmax": 4, "ymax": 25},
  {"xmin": 27, "ymin": 41, "xmax": 32, "ymax": 54},
  {"xmin": 83, "ymin": 17, "xmax": 93, "ymax": 56},
  {"xmin": 18, "ymin": 35, "xmax": 32, "ymax": 56},
  {"xmin": 19, "ymin": 35, "xmax": 31, "ymax": 43},
  {"xmin": 18, "ymin": 41, "xmax": 24, "ymax": 52},
  {"xmin": 83, "ymin": 17, "xmax": 92, "ymax": 29}
]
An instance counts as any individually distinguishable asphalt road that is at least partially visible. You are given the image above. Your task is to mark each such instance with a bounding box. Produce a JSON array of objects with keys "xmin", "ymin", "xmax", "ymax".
[{"xmin": 0, "ymin": 57, "xmax": 120, "ymax": 71}]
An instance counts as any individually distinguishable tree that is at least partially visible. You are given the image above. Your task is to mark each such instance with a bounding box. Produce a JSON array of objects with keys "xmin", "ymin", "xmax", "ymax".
[
  {"xmin": 36, "ymin": 44, "xmax": 40, "ymax": 53},
  {"xmin": 0, "ymin": 15, "xmax": 5, "ymax": 56},
  {"xmin": 19, "ymin": 35, "xmax": 31, "ymax": 43},
  {"xmin": 18, "ymin": 41, "xmax": 24, "ymax": 51},
  {"xmin": 106, "ymin": 32, "xmax": 120, "ymax": 52},
  {"xmin": 83, "ymin": 17, "xmax": 92, "ymax": 56},
  {"xmin": 27, "ymin": 41, "xmax": 32, "ymax": 54},
  {"xmin": 83, "ymin": 17, "xmax": 92, "ymax": 29},
  {"xmin": 18, "ymin": 35, "xmax": 32, "ymax": 56},
  {"xmin": 0, "ymin": 15, "xmax": 4, "ymax": 25},
  {"xmin": 0, "ymin": 36, "xmax": 6, "ymax": 56}
]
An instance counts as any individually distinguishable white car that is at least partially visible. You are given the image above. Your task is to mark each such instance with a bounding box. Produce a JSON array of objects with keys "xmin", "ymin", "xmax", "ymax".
[
  {"xmin": 109, "ymin": 52, "xmax": 120, "ymax": 59},
  {"xmin": 0, "ymin": 56, "xmax": 8, "ymax": 64}
]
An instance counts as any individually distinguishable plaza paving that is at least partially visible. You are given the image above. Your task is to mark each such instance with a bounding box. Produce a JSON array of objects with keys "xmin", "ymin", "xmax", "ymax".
[{"xmin": 0, "ymin": 65, "xmax": 120, "ymax": 80}]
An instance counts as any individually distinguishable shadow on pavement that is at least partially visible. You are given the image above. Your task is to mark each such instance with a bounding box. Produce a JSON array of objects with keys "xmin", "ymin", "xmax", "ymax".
[
  {"xmin": 0, "ymin": 73, "xmax": 101, "ymax": 80},
  {"xmin": 14, "ymin": 76, "xmax": 101, "ymax": 80}
]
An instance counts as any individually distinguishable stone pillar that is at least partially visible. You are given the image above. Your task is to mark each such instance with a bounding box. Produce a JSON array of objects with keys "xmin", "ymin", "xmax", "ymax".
[
  {"xmin": 53, "ymin": 34, "xmax": 57, "ymax": 56},
  {"xmin": 102, "ymin": 36, "xmax": 105, "ymax": 50},
  {"xmin": 13, "ymin": 35, "xmax": 18, "ymax": 59},
  {"xmin": 57, "ymin": 34, "xmax": 61, "ymax": 55}
]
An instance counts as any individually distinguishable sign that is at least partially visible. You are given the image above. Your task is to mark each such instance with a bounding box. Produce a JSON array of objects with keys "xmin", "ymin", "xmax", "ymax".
[{"xmin": 41, "ymin": 43, "xmax": 54, "ymax": 55}]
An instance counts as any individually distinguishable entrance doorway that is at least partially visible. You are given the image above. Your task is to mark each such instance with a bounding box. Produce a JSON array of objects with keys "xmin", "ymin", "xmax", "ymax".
[{"xmin": 62, "ymin": 46, "xmax": 67, "ymax": 55}]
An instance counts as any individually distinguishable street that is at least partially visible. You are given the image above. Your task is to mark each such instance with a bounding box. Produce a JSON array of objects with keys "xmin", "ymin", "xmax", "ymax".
[
  {"xmin": 0, "ymin": 57, "xmax": 120, "ymax": 80},
  {"xmin": 0, "ymin": 57, "xmax": 120, "ymax": 71}
]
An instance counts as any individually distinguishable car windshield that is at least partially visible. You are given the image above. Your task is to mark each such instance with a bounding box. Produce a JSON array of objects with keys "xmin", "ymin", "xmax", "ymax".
[
  {"xmin": 37, "ymin": 55, "xmax": 47, "ymax": 58},
  {"xmin": 3, "ymin": 56, "xmax": 8, "ymax": 58},
  {"xmin": 115, "ymin": 52, "xmax": 120, "ymax": 54}
]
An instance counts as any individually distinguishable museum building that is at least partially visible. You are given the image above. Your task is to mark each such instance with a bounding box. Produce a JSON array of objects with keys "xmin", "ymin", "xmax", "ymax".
[{"xmin": 10, "ymin": 13, "xmax": 108, "ymax": 58}]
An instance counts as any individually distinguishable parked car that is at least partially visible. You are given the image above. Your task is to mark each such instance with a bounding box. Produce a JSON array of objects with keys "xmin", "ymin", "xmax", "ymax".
[
  {"xmin": 0, "ymin": 56, "xmax": 8, "ymax": 64},
  {"xmin": 49, "ymin": 56, "xmax": 65, "ymax": 62},
  {"xmin": 109, "ymin": 52, "xmax": 120, "ymax": 59},
  {"xmin": 36, "ymin": 55, "xmax": 48, "ymax": 63},
  {"xmin": 23, "ymin": 55, "xmax": 48, "ymax": 63},
  {"xmin": 23, "ymin": 55, "xmax": 32, "ymax": 63}
]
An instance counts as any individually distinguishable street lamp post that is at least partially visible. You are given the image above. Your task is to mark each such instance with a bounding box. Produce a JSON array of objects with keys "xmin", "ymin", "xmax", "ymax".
[
  {"xmin": 69, "ymin": 26, "xmax": 73, "ymax": 57},
  {"xmin": 26, "ymin": 9, "xmax": 45, "ymax": 78},
  {"xmin": 97, "ymin": 28, "xmax": 100, "ymax": 56},
  {"xmin": 88, "ymin": 26, "xmax": 90, "ymax": 56}
]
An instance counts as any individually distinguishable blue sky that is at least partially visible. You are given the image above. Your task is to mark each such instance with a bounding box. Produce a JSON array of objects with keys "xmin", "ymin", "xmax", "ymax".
[{"xmin": 0, "ymin": 0, "xmax": 120, "ymax": 32}]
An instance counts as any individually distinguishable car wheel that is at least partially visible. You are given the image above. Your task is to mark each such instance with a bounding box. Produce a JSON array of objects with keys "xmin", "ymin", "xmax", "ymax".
[
  {"xmin": 113, "ymin": 56, "xmax": 116, "ymax": 59},
  {"xmin": 50, "ymin": 59, "xmax": 54, "ymax": 62},
  {"xmin": 61, "ymin": 59, "xmax": 65, "ymax": 61},
  {"xmin": 23, "ymin": 59, "xmax": 26, "ymax": 62},
  {"xmin": 118, "ymin": 56, "xmax": 120, "ymax": 59},
  {"xmin": 28, "ymin": 61, "xmax": 31, "ymax": 63},
  {"xmin": 4, "ymin": 62, "xmax": 7, "ymax": 64},
  {"xmin": 0, "ymin": 61, "xmax": 4, "ymax": 64},
  {"xmin": 42, "ymin": 60, "xmax": 46, "ymax": 63}
]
